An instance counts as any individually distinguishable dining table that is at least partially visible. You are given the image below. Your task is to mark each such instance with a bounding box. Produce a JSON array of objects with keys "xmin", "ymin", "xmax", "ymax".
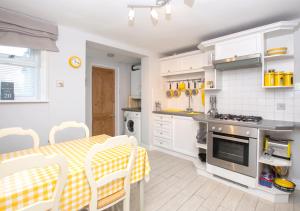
[{"xmin": 0, "ymin": 134, "xmax": 151, "ymax": 211}]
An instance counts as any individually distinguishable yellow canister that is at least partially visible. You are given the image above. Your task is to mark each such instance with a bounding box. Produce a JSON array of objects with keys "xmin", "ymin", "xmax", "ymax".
[
  {"xmin": 284, "ymin": 72, "xmax": 293, "ymax": 87},
  {"xmin": 275, "ymin": 71, "xmax": 285, "ymax": 86},
  {"xmin": 264, "ymin": 71, "xmax": 275, "ymax": 86}
]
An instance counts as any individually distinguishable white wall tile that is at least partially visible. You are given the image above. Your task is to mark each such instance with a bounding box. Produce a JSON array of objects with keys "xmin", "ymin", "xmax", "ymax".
[{"xmin": 206, "ymin": 68, "xmax": 297, "ymax": 121}]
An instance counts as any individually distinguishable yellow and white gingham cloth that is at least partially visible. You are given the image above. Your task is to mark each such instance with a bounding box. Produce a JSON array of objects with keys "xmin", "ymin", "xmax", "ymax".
[{"xmin": 0, "ymin": 135, "xmax": 151, "ymax": 211}]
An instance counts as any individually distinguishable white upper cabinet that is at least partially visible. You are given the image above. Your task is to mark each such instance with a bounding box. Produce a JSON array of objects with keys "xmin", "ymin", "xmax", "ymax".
[
  {"xmin": 215, "ymin": 34, "xmax": 263, "ymax": 60},
  {"xmin": 160, "ymin": 58, "xmax": 180, "ymax": 75},
  {"xmin": 160, "ymin": 50, "xmax": 208, "ymax": 76},
  {"xmin": 180, "ymin": 53, "xmax": 203, "ymax": 71}
]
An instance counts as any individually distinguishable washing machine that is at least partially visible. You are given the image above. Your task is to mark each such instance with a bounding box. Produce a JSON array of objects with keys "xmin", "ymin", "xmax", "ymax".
[{"xmin": 124, "ymin": 111, "xmax": 141, "ymax": 144}]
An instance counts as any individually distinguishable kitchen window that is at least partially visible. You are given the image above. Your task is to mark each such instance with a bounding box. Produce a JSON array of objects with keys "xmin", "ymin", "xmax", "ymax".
[{"xmin": 0, "ymin": 45, "xmax": 47, "ymax": 102}]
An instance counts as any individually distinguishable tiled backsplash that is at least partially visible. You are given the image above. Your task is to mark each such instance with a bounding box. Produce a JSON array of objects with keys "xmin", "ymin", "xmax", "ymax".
[{"xmin": 205, "ymin": 68, "xmax": 300, "ymax": 122}]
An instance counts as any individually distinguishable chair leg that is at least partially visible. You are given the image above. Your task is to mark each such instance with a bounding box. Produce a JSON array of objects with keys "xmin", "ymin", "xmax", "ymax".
[{"xmin": 123, "ymin": 197, "xmax": 130, "ymax": 211}]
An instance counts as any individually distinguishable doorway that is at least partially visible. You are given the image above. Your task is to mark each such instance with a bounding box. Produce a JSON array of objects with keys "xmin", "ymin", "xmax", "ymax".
[{"xmin": 92, "ymin": 66, "xmax": 115, "ymax": 136}]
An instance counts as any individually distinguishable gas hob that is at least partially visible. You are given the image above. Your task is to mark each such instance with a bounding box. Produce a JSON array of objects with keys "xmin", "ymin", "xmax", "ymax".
[{"xmin": 213, "ymin": 114, "xmax": 263, "ymax": 124}]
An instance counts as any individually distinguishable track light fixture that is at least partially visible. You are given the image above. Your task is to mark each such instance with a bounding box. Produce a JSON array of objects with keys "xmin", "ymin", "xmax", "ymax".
[{"xmin": 128, "ymin": 0, "xmax": 172, "ymax": 24}]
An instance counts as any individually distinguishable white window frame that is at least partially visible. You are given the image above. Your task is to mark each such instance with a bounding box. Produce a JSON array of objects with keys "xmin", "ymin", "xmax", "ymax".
[{"xmin": 0, "ymin": 50, "xmax": 48, "ymax": 103}]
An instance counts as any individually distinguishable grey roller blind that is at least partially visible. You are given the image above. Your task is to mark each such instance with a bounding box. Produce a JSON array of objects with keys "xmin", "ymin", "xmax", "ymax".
[{"xmin": 0, "ymin": 7, "xmax": 59, "ymax": 52}]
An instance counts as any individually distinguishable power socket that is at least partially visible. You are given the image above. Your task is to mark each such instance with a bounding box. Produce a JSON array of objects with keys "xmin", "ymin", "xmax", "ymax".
[{"xmin": 277, "ymin": 103, "xmax": 286, "ymax": 111}]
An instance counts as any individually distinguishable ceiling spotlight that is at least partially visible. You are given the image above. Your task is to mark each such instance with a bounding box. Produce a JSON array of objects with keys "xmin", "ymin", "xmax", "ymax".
[
  {"xmin": 166, "ymin": 3, "xmax": 171, "ymax": 15},
  {"xmin": 150, "ymin": 8, "xmax": 159, "ymax": 21},
  {"xmin": 128, "ymin": 8, "xmax": 135, "ymax": 21}
]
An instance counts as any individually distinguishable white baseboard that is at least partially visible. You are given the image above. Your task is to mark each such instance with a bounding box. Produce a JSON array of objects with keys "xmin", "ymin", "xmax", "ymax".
[{"xmin": 149, "ymin": 145, "xmax": 197, "ymax": 162}]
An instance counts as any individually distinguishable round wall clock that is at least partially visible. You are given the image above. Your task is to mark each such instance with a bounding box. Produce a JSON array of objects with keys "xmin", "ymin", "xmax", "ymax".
[{"xmin": 68, "ymin": 56, "xmax": 82, "ymax": 68}]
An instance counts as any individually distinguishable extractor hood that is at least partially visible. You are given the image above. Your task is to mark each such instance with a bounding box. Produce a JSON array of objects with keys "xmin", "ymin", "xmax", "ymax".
[{"xmin": 213, "ymin": 54, "xmax": 261, "ymax": 71}]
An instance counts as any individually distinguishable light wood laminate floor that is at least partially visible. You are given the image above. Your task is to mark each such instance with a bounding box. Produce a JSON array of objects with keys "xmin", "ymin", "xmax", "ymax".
[{"xmin": 110, "ymin": 150, "xmax": 300, "ymax": 211}]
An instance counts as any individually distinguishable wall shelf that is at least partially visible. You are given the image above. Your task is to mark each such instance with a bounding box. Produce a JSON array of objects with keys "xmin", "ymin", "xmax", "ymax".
[
  {"xmin": 259, "ymin": 155, "xmax": 292, "ymax": 167},
  {"xmin": 204, "ymin": 88, "xmax": 221, "ymax": 91},
  {"xmin": 263, "ymin": 86, "xmax": 294, "ymax": 89},
  {"xmin": 196, "ymin": 143, "xmax": 207, "ymax": 150},
  {"xmin": 257, "ymin": 184, "xmax": 290, "ymax": 195},
  {"xmin": 264, "ymin": 54, "xmax": 294, "ymax": 61}
]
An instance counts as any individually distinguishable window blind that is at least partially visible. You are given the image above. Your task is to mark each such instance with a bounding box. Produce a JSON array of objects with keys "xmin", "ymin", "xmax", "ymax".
[{"xmin": 0, "ymin": 64, "xmax": 36, "ymax": 98}]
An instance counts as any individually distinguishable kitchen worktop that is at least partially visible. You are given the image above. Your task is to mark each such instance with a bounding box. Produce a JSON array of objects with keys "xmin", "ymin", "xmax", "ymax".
[
  {"xmin": 192, "ymin": 114, "xmax": 297, "ymax": 130},
  {"xmin": 153, "ymin": 110, "xmax": 204, "ymax": 117},
  {"xmin": 122, "ymin": 107, "xmax": 141, "ymax": 112}
]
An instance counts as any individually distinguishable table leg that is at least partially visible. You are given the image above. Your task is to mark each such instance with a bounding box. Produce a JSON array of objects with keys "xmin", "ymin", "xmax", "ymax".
[{"xmin": 137, "ymin": 180, "xmax": 144, "ymax": 211}]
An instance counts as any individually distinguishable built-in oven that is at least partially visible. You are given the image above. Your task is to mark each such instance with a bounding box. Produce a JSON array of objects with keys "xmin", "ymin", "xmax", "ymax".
[{"xmin": 207, "ymin": 123, "xmax": 258, "ymax": 178}]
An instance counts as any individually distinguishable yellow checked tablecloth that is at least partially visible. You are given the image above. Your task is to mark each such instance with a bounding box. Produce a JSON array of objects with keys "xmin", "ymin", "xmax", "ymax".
[{"xmin": 0, "ymin": 135, "xmax": 151, "ymax": 211}]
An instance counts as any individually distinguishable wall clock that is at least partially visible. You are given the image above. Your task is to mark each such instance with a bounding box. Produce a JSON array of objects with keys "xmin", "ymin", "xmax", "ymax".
[{"xmin": 68, "ymin": 56, "xmax": 82, "ymax": 69}]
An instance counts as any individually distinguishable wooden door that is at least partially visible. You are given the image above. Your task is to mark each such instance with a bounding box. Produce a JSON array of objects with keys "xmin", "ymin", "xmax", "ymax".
[{"xmin": 92, "ymin": 67, "xmax": 115, "ymax": 136}]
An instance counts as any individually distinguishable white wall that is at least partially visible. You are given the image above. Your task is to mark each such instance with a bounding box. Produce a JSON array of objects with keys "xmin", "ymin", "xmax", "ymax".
[
  {"xmin": 85, "ymin": 48, "xmax": 137, "ymax": 135},
  {"xmin": 141, "ymin": 55, "xmax": 162, "ymax": 146},
  {"xmin": 0, "ymin": 26, "xmax": 86, "ymax": 153},
  {"xmin": 0, "ymin": 25, "xmax": 157, "ymax": 153}
]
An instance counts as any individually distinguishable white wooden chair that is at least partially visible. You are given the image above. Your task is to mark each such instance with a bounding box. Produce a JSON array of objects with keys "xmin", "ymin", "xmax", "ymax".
[
  {"xmin": 0, "ymin": 153, "xmax": 68, "ymax": 211},
  {"xmin": 84, "ymin": 135, "xmax": 137, "ymax": 211},
  {"xmin": 0, "ymin": 127, "xmax": 40, "ymax": 149},
  {"xmin": 49, "ymin": 121, "xmax": 90, "ymax": 145}
]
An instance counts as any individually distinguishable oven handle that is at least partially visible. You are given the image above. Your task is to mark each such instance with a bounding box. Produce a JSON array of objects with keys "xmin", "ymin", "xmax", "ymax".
[{"xmin": 212, "ymin": 134, "xmax": 249, "ymax": 144}]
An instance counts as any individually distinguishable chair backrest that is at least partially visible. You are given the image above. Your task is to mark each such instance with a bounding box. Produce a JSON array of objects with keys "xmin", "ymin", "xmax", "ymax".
[
  {"xmin": 0, "ymin": 153, "xmax": 68, "ymax": 211},
  {"xmin": 0, "ymin": 127, "xmax": 40, "ymax": 149},
  {"xmin": 49, "ymin": 121, "xmax": 90, "ymax": 145},
  {"xmin": 84, "ymin": 135, "xmax": 137, "ymax": 211}
]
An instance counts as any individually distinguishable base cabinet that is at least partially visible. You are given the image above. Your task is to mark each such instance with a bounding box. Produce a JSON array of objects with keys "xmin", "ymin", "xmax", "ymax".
[
  {"xmin": 173, "ymin": 116, "xmax": 198, "ymax": 157},
  {"xmin": 153, "ymin": 114, "xmax": 198, "ymax": 157}
]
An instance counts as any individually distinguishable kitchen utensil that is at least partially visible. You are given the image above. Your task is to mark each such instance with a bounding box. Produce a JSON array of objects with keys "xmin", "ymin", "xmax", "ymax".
[
  {"xmin": 178, "ymin": 82, "xmax": 186, "ymax": 91},
  {"xmin": 166, "ymin": 83, "xmax": 174, "ymax": 98},
  {"xmin": 284, "ymin": 72, "xmax": 293, "ymax": 86},
  {"xmin": 207, "ymin": 95, "xmax": 218, "ymax": 117},
  {"xmin": 273, "ymin": 178, "xmax": 296, "ymax": 193},
  {"xmin": 154, "ymin": 101, "xmax": 161, "ymax": 111},
  {"xmin": 259, "ymin": 165, "xmax": 275, "ymax": 188},
  {"xmin": 201, "ymin": 81, "xmax": 205, "ymax": 107},
  {"xmin": 264, "ymin": 135, "xmax": 292, "ymax": 160},
  {"xmin": 192, "ymin": 81, "xmax": 199, "ymax": 96},
  {"xmin": 267, "ymin": 47, "xmax": 288, "ymax": 56},
  {"xmin": 185, "ymin": 82, "xmax": 192, "ymax": 96},
  {"xmin": 173, "ymin": 83, "xmax": 181, "ymax": 97}
]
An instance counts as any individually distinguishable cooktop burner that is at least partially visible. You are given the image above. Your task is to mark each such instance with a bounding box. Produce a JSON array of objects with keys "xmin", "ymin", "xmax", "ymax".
[{"xmin": 214, "ymin": 114, "xmax": 263, "ymax": 123}]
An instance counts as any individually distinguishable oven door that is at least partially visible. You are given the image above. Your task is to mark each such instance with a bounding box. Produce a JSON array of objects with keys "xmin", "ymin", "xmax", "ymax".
[{"xmin": 207, "ymin": 132, "xmax": 257, "ymax": 178}]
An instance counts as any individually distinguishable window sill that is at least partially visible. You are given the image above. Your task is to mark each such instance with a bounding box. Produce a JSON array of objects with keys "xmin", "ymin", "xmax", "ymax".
[{"xmin": 0, "ymin": 100, "xmax": 49, "ymax": 104}]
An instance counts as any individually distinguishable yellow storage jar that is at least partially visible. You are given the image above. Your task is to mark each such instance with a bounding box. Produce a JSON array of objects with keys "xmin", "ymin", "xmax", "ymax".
[
  {"xmin": 264, "ymin": 72, "xmax": 275, "ymax": 86},
  {"xmin": 284, "ymin": 72, "xmax": 293, "ymax": 87},
  {"xmin": 275, "ymin": 71, "xmax": 285, "ymax": 86}
]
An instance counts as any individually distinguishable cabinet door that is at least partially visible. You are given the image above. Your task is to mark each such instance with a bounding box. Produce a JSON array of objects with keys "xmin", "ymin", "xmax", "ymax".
[
  {"xmin": 160, "ymin": 59, "xmax": 179, "ymax": 75},
  {"xmin": 173, "ymin": 116, "xmax": 198, "ymax": 157},
  {"xmin": 131, "ymin": 70, "xmax": 141, "ymax": 98},
  {"xmin": 180, "ymin": 53, "xmax": 203, "ymax": 71},
  {"xmin": 215, "ymin": 34, "xmax": 262, "ymax": 60}
]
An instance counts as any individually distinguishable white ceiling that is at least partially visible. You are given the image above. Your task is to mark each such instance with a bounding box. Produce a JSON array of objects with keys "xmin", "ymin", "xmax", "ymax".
[{"xmin": 1, "ymin": 0, "xmax": 300, "ymax": 55}]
